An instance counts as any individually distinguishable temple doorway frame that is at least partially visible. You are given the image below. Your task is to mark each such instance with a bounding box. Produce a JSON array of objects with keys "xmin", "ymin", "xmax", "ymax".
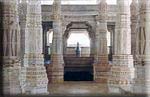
[{"xmin": 63, "ymin": 21, "xmax": 96, "ymax": 81}]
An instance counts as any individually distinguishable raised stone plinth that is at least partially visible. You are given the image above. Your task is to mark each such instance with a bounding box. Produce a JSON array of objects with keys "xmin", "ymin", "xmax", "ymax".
[{"xmin": 94, "ymin": 63, "xmax": 110, "ymax": 83}]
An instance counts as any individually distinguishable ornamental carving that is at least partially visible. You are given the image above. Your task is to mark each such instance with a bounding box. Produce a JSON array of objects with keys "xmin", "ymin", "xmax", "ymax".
[
  {"xmin": 99, "ymin": 0, "xmax": 108, "ymax": 13},
  {"xmin": 130, "ymin": 0, "xmax": 138, "ymax": 18},
  {"xmin": 98, "ymin": 0, "xmax": 108, "ymax": 20},
  {"xmin": 52, "ymin": 1, "xmax": 61, "ymax": 21}
]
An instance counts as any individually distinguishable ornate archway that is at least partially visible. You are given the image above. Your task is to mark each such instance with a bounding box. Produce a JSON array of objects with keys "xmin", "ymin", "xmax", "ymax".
[
  {"xmin": 63, "ymin": 21, "xmax": 96, "ymax": 57},
  {"xmin": 63, "ymin": 21, "xmax": 96, "ymax": 81}
]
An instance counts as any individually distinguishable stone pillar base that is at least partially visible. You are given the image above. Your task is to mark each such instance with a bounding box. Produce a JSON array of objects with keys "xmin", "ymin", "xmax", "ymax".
[
  {"xmin": 48, "ymin": 66, "xmax": 64, "ymax": 84},
  {"xmin": 108, "ymin": 55, "xmax": 134, "ymax": 92},
  {"xmin": 94, "ymin": 55, "xmax": 109, "ymax": 83},
  {"xmin": 21, "ymin": 65, "xmax": 49, "ymax": 94},
  {"xmin": 3, "ymin": 63, "xmax": 21, "ymax": 95},
  {"xmin": 48, "ymin": 54, "xmax": 64, "ymax": 84},
  {"xmin": 94, "ymin": 64, "xmax": 110, "ymax": 83}
]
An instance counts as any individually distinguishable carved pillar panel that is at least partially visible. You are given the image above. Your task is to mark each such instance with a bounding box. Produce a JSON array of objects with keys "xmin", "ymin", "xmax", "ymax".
[
  {"xmin": 108, "ymin": 0, "xmax": 134, "ymax": 92},
  {"xmin": 97, "ymin": 0, "xmax": 108, "ymax": 64},
  {"xmin": 94, "ymin": 0, "xmax": 110, "ymax": 83},
  {"xmin": 48, "ymin": 0, "xmax": 64, "ymax": 83},
  {"xmin": 2, "ymin": 0, "xmax": 22, "ymax": 94},
  {"xmin": 22, "ymin": 0, "xmax": 48, "ymax": 94},
  {"xmin": 130, "ymin": 0, "xmax": 138, "ymax": 60},
  {"xmin": 133, "ymin": 0, "xmax": 150, "ymax": 94},
  {"xmin": 18, "ymin": 0, "xmax": 28, "ymax": 66}
]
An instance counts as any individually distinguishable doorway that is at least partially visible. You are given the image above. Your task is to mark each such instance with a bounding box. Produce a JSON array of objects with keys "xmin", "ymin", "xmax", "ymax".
[{"xmin": 63, "ymin": 29, "xmax": 94, "ymax": 81}]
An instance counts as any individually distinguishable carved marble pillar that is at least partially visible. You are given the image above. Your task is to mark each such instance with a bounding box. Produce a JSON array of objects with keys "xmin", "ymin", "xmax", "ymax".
[
  {"xmin": 22, "ymin": 0, "xmax": 48, "ymax": 94},
  {"xmin": 144, "ymin": 0, "xmax": 150, "ymax": 94},
  {"xmin": 108, "ymin": 0, "xmax": 134, "ymax": 92},
  {"xmin": 48, "ymin": 0, "xmax": 64, "ymax": 83},
  {"xmin": 2, "ymin": 0, "xmax": 22, "ymax": 94},
  {"xmin": 18, "ymin": 0, "xmax": 27, "ymax": 66},
  {"xmin": 130, "ymin": 0, "xmax": 138, "ymax": 61},
  {"xmin": 94, "ymin": 0, "xmax": 109, "ymax": 83},
  {"xmin": 133, "ymin": 0, "xmax": 150, "ymax": 94}
]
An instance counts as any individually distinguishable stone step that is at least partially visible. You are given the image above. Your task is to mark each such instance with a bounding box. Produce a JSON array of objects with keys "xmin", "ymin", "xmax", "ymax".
[{"xmin": 64, "ymin": 57, "xmax": 94, "ymax": 66}]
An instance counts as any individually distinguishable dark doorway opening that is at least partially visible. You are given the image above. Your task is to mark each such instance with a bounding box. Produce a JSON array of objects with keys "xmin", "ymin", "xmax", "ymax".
[{"xmin": 64, "ymin": 71, "xmax": 93, "ymax": 81}]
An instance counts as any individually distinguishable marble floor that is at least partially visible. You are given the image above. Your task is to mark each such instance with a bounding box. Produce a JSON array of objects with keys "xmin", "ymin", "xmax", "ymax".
[{"xmin": 48, "ymin": 81, "xmax": 133, "ymax": 96}]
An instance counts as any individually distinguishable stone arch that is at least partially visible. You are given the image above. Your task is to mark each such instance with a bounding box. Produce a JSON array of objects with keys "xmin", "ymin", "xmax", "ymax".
[{"xmin": 63, "ymin": 21, "xmax": 96, "ymax": 57}]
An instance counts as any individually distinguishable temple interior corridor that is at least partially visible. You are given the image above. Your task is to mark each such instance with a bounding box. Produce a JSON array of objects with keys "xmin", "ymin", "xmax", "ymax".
[{"xmin": 1, "ymin": 0, "xmax": 150, "ymax": 96}]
